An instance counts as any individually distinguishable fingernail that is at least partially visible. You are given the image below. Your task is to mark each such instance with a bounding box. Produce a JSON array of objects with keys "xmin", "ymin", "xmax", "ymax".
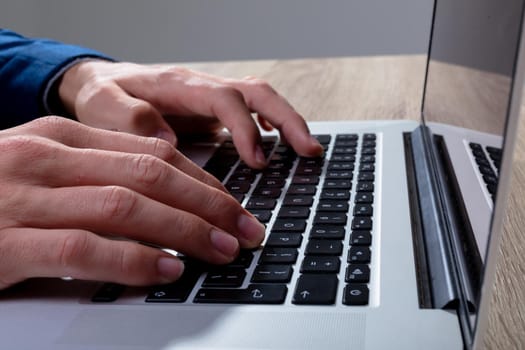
[
  {"xmin": 238, "ymin": 214, "xmax": 266, "ymax": 243},
  {"xmin": 154, "ymin": 129, "xmax": 177, "ymax": 145},
  {"xmin": 157, "ymin": 257, "xmax": 185, "ymax": 281},
  {"xmin": 255, "ymin": 145, "xmax": 267, "ymax": 166},
  {"xmin": 210, "ymin": 229, "xmax": 239, "ymax": 257}
]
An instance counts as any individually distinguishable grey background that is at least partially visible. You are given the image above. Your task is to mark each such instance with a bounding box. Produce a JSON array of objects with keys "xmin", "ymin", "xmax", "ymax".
[{"xmin": 1, "ymin": 0, "xmax": 433, "ymax": 63}]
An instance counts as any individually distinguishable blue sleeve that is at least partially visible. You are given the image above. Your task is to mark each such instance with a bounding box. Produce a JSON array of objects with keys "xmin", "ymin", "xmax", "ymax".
[{"xmin": 0, "ymin": 29, "xmax": 113, "ymax": 129}]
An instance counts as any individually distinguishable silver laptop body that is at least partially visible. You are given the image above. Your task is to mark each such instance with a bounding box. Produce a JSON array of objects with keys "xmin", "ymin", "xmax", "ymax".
[{"xmin": 1, "ymin": 0, "xmax": 524, "ymax": 349}]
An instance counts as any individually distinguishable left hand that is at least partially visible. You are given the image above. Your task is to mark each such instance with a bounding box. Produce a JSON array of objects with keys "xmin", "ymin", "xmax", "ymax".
[{"xmin": 58, "ymin": 61, "xmax": 323, "ymax": 169}]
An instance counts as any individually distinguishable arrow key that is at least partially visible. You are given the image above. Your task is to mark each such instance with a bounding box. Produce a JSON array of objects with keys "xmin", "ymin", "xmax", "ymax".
[{"xmin": 292, "ymin": 274, "xmax": 338, "ymax": 305}]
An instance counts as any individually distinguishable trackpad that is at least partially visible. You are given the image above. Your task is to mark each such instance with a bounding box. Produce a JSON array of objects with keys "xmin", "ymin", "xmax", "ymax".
[{"xmin": 57, "ymin": 307, "xmax": 366, "ymax": 349}]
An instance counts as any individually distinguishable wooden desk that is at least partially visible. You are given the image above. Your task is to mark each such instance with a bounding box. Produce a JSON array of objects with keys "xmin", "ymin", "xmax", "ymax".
[{"xmin": 186, "ymin": 55, "xmax": 525, "ymax": 349}]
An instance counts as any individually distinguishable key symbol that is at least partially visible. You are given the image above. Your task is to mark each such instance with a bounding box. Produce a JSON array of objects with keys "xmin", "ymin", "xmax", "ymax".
[{"xmin": 251, "ymin": 289, "xmax": 264, "ymax": 299}]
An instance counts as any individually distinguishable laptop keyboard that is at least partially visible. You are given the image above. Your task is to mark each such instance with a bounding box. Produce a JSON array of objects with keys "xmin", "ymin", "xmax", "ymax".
[
  {"xmin": 91, "ymin": 133, "xmax": 377, "ymax": 306},
  {"xmin": 469, "ymin": 142, "xmax": 501, "ymax": 199}
]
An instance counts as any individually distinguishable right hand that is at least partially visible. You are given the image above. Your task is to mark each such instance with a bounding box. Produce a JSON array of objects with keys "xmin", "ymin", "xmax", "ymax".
[{"xmin": 0, "ymin": 116, "xmax": 265, "ymax": 290}]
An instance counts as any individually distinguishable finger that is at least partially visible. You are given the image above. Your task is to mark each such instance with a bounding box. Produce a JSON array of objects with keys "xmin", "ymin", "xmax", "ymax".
[
  {"xmin": 16, "ymin": 185, "xmax": 256, "ymax": 262},
  {"xmin": 257, "ymin": 114, "xmax": 275, "ymax": 132},
  {"xmin": 8, "ymin": 137, "xmax": 259, "ymax": 245},
  {"xmin": 0, "ymin": 227, "xmax": 184, "ymax": 289},
  {"xmin": 133, "ymin": 73, "xmax": 267, "ymax": 169},
  {"xmin": 231, "ymin": 78, "xmax": 323, "ymax": 157},
  {"xmin": 6, "ymin": 117, "xmax": 226, "ymax": 192},
  {"xmin": 195, "ymin": 86, "xmax": 267, "ymax": 169},
  {"xmin": 23, "ymin": 145, "xmax": 264, "ymax": 247},
  {"xmin": 75, "ymin": 82, "xmax": 177, "ymax": 145}
]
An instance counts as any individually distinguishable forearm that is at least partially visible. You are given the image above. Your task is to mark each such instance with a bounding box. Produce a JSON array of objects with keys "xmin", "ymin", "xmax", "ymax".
[{"xmin": 0, "ymin": 29, "xmax": 112, "ymax": 128}]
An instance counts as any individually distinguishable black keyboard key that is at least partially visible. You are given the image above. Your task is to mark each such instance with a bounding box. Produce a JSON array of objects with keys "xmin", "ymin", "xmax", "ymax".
[
  {"xmin": 327, "ymin": 162, "xmax": 354, "ymax": 171},
  {"xmin": 334, "ymin": 140, "xmax": 358, "ymax": 147},
  {"xmin": 317, "ymin": 200, "xmax": 349, "ymax": 212},
  {"xmin": 305, "ymin": 239, "xmax": 343, "ymax": 255},
  {"xmin": 146, "ymin": 266, "xmax": 202, "ymax": 303},
  {"xmin": 292, "ymin": 274, "xmax": 338, "ymax": 305},
  {"xmin": 362, "ymin": 140, "xmax": 376, "ymax": 148},
  {"xmin": 252, "ymin": 187, "xmax": 282, "ymax": 198},
  {"xmin": 287, "ymin": 185, "xmax": 317, "ymax": 195},
  {"xmin": 259, "ymin": 247, "xmax": 298, "ymax": 264},
  {"xmin": 323, "ymin": 180, "xmax": 352, "ymax": 189},
  {"xmin": 202, "ymin": 268, "xmax": 246, "ymax": 287},
  {"xmin": 348, "ymin": 246, "xmax": 371, "ymax": 263},
  {"xmin": 310, "ymin": 225, "xmax": 346, "ymax": 239},
  {"xmin": 343, "ymin": 284, "xmax": 369, "ymax": 305},
  {"xmin": 361, "ymin": 148, "xmax": 376, "ymax": 155},
  {"xmin": 249, "ymin": 210, "xmax": 272, "ymax": 223},
  {"xmin": 336, "ymin": 134, "xmax": 359, "ymax": 141},
  {"xmin": 295, "ymin": 166, "xmax": 322, "ymax": 176},
  {"xmin": 251, "ymin": 265, "xmax": 293, "ymax": 283},
  {"xmin": 266, "ymin": 232, "xmax": 303, "ymax": 247},
  {"xmin": 326, "ymin": 170, "xmax": 353, "ymax": 179},
  {"xmin": 313, "ymin": 134, "xmax": 332, "ymax": 144},
  {"xmin": 229, "ymin": 173, "xmax": 256, "ymax": 183},
  {"xmin": 321, "ymin": 189, "xmax": 351, "ymax": 200},
  {"xmin": 355, "ymin": 193, "xmax": 374, "ymax": 204},
  {"xmin": 227, "ymin": 250, "xmax": 255, "ymax": 268},
  {"xmin": 359, "ymin": 163, "xmax": 375, "ymax": 172},
  {"xmin": 301, "ymin": 256, "xmax": 341, "ymax": 273},
  {"xmin": 333, "ymin": 147, "xmax": 357, "ymax": 155},
  {"xmin": 246, "ymin": 198, "xmax": 277, "ymax": 210},
  {"xmin": 330, "ymin": 154, "xmax": 356, "ymax": 162},
  {"xmin": 91, "ymin": 283, "xmax": 125, "ymax": 302},
  {"xmin": 360, "ymin": 155, "xmax": 375, "ymax": 163},
  {"xmin": 258, "ymin": 178, "xmax": 286, "ymax": 188},
  {"xmin": 272, "ymin": 219, "xmax": 307, "ymax": 232},
  {"xmin": 353, "ymin": 204, "xmax": 373, "ymax": 216},
  {"xmin": 345, "ymin": 264, "xmax": 370, "ymax": 283},
  {"xmin": 298, "ymin": 158, "xmax": 325, "ymax": 167},
  {"xmin": 350, "ymin": 231, "xmax": 372, "ymax": 246},
  {"xmin": 278, "ymin": 206, "xmax": 311, "ymax": 218},
  {"xmin": 363, "ymin": 133, "xmax": 376, "ymax": 141},
  {"xmin": 314, "ymin": 213, "xmax": 348, "ymax": 225},
  {"xmin": 194, "ymin": 284, "xmax": 287, "ymax": 304},
  {"xmin": 292, "ymin": 175, "xmax": 320, "ymax": 185},
  {"xmin": 225, "ymin": 181, "xmax": 251, "ymax": 193},
  {"xmin": 263, "ymin": 169, "xmax": 290, "ymax": 178},
  {"xmin": 352, "ymin": 217, "xmax": 373, "ymax": 230},
  {"xmin": 358, "ymin": 172, "xmax": 375, "ymax": 181},
  {"xmin": 356, "ymin": 181, "xmax": 374, "ymax": 192},
  {"xmin": 283, "ymin": 195, "xmax": 314, "ymax": 206}
]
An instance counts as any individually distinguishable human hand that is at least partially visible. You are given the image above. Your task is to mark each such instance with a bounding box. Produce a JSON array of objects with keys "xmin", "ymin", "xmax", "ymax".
[
  {"xmin": 58, "ymin": 60, "xmax": 323, "ymax": 169},
  {"xmin": 0, "ymin": 117, "xmax": 265, "ymax": 290}
]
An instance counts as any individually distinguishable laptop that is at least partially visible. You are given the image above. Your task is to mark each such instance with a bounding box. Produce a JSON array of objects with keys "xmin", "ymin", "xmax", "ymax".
[{"xmin": 1, "ymin": 0, "xmax": 524, "ymax": 349}]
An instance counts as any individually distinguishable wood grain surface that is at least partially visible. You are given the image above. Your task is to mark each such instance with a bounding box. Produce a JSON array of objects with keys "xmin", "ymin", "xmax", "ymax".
[{"xmin": 183, "ymin": 55, "xmax": 524, "ymax": 349}]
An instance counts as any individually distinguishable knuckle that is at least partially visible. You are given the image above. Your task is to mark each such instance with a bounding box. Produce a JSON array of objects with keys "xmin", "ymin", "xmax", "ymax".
[
  {"xmin": 205, "ymin": 188, "xmax": 237, "ymax": 214},
  {"xmin": 246, "ymin": 78, "xmax": 275, "ymax": 94},
  {"xmin": 132, "ymin": 154, "xmax": 167, "ymax": 186},
  {"xmin": 29, "ymin": 116, "xmax": 73, "ymax": 133},
  {"xmin": 0, "ymin": 135, "xmax": 57, "ymax": 167},
  {"xmin": 57, "ymin": 231, "xmax": 90, "ymax": 269},
  {"xmin": 150, "ymin": 137, "xmax": 178, "ymax": 163},
  {"xmin": 127, "ymin": 101, "xmax": 156, "ymax": 121},
  {"xmin": 99, "ymin": 186, "xmax": 138, "ymax": 221},
  {"xmin": 216, "ymin": 85, "xmax": 243, "ymax": 100}
]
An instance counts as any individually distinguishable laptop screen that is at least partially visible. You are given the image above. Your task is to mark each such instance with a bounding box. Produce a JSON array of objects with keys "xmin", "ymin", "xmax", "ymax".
[{"xmin": 422, "ymin": 0, "xmax": 525, "ymax": 339}]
